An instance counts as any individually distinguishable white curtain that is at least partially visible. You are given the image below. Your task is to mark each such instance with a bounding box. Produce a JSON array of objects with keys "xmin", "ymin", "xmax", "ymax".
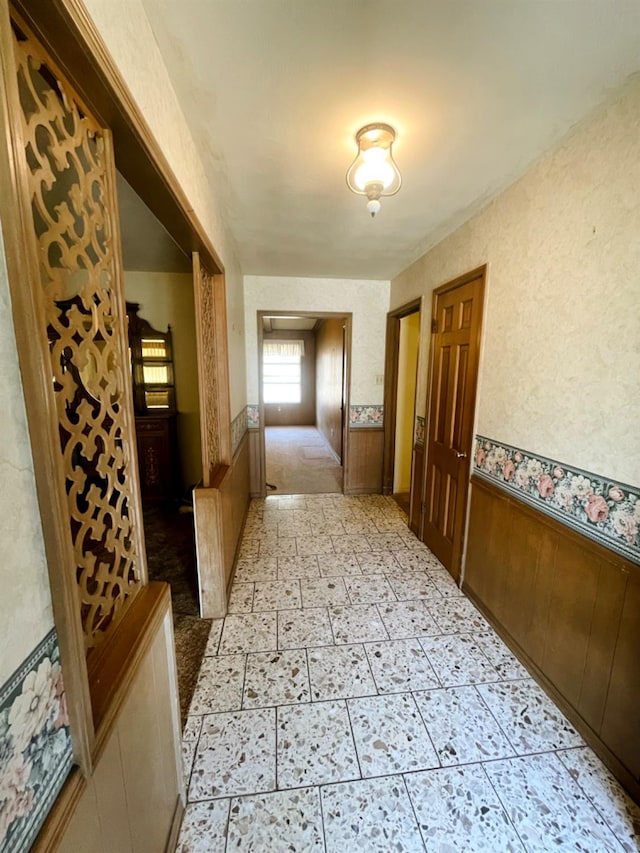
[{"xmin": 263, "ymin": 340, "xmax": 305, "ymax": 358}]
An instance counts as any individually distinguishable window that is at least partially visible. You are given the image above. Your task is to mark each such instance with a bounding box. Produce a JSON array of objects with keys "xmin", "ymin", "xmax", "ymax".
[{"xmin": 263, "ymin": 340, "xmax": 305, "ymax": 404}]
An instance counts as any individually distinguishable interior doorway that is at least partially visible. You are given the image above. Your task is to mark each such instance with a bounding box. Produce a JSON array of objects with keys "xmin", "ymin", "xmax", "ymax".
[
  {"xmin": 383, "ymin": 299, "xmax": 422, "ymax": 518},
  {"xmin": 421, "ymin": 266, "xmax": 486, "ymax": 581},
  {"xmin": 258, "ymin": 311, "xmax": 351, "ymax": 496}
]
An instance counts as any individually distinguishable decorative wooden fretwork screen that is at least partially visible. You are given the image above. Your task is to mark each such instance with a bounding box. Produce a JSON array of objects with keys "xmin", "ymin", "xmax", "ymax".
[
  {"xmin": 11, "ymin": 18, "xmax": 145, "ymax": 651},
  {"xmin": 193, "ymin": 252, "xmax": 221, "ymax": 486}
]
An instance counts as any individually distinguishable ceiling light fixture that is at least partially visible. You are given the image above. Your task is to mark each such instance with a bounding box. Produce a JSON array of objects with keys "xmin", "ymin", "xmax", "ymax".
[{"xmin": 346, "ymin": 122, "xmax": 401, "ymax": 218}]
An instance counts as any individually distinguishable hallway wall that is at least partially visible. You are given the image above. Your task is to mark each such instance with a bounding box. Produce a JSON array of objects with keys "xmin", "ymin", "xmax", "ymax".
[
  {"xmin": 244, "ymin": 276, "xmax": 389, "ymax": 411},
  {"xmin": 392, "ymin": 75, "xmax": 640, "ymax": 490},
  {"xmin": 316, "ymin": 317, "xmax": 344, "ymax": 461},
  {"xmin": 82, "ymin": 0, "xmax": 247, "ymax": 423}
]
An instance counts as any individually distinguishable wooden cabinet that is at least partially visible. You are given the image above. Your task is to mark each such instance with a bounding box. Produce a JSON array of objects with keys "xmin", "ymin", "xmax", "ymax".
[{"xmin": 127, "ymin": 303, "xmax": 178, "ymax": 502}]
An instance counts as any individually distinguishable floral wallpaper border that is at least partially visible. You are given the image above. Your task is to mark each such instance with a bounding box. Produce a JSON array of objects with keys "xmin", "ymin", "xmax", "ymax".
[
  {"xmin": 231, "ymin": 408, "xmax": 249, "ymax": 456},
  {"xmin": 246, "ymin": 405, "xmax": 259, "ymax": 429},
  {"xmin": 0, "ymin": 629, "xmax": 72, "ymax": 853},
  {"xmin": 349, "ymin": 405, "xmax": 384, "ymax": 428},
  {"xmin": 473, "ymin": 436, "xmax": 640, "ymax": 565},
  {"xmin": 415, "ymin": 416, "xmax": 425, "ymax": 446}
]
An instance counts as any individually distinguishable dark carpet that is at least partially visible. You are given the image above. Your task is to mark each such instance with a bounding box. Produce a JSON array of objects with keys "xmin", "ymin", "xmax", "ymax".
[{"xmin": 143, "ymin": 505, "xmax": 211, "ymax": 727}]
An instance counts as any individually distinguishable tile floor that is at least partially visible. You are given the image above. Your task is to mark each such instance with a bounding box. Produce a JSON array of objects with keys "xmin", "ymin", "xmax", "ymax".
[{"xmin": 177, "ymin": 494, "xmax": 640, "ymax": 853}]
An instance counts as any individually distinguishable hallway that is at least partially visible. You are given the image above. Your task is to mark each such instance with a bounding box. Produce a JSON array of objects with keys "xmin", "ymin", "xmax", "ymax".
[
  {"xmin": 177, "ymin": 494, "xmax": 639, "ymax": 852},
  {"xmin": 265, "ymin": 426, "xmax": 343, "ymax": 494}
]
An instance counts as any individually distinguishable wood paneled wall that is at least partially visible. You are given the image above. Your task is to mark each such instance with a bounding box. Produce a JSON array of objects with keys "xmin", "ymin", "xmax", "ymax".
[
  {"xmin": 54, "ymin": 585, "xmax": 183, "ymax": 853},
  {"xmin": 249, "ymin": 428, "xmax": 263, "ymax": 497},
  {"xmin": 409, "ymin": 442, "xmax": 424, "ymax": 536},
  {"xmin": 263, "ymin": 330, "xmax": 316, "ymax": 427},
  {"xmin": 315, "ymin": 318, "xmax": 344, "ymax": 461},
  {"xmin": 345, "ymin": 428, "xmax": 384, "ymax": 494},
  {"xmin": 464, "ymin": 476, "xmax": 640, "ymax": 800}
]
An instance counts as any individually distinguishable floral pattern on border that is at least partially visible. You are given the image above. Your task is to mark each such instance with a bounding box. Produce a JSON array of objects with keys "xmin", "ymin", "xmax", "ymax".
[
  {"xmin": 473, "ymin": 436, "xmax": 640, "ymax": 564},
  {"xmin": 0, "ymin": 630, "xmax": 72, "ymax": 853},
  {"xmin": 246, "ymin": 405, "xmax": 260, "ymax": 429},
  {"xmin": 415, "ymin": 416, "xmax": 425, "ymax": 446},
  {"xmin": 349, "ymin": 405, "xmax": 384, "ymax": 427},
  {"xmin": 231, "ymin": 408, "xmax": 248, "ymax": 456}
]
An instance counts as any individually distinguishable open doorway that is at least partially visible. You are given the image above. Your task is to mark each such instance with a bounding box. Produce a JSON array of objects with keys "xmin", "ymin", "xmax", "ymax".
[
  {"xmin": 116, "ymin": 173, "xmax": 209, "ymax": 719},
  {"xmin": 383, "ymin": 299, "xmax": 421, "ymax": 519},
  {"xmin": 258, "ymin": 312, "xmax": 351, "ymax": 495}
]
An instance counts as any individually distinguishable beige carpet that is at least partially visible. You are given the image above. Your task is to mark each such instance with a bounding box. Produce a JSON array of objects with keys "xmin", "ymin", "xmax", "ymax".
[{"xmin": 265, "ymin": 425, "xmax": 343, "ymax": 494}]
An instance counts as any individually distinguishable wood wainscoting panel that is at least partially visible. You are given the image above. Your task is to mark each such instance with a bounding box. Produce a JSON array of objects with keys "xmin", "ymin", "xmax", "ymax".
[
  {"xmin": 409, "ymin": 442, "xmax": 424, "ymax": 536},
  {"xmin": 249, "ymin": 428, "xmax": 263, "ymax": 497},
  {"xmin": 464, "ymin": 476, "xmax": 640, "ymax": 799},
  {"xmin": 345, "ymin": 428, "xmax": 384, "ymax": 494},
  {"xmin": 220, "ymin": 431, "xmax": 251, "ymax": 589}
]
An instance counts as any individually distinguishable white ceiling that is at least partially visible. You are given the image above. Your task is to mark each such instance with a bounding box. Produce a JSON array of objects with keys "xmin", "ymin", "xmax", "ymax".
[{"xmin": 141, "ymin": 0, "xmax": 640, "ymax": 281}]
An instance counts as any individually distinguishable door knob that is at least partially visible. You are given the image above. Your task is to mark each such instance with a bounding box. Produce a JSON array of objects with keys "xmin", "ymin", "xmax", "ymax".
[{"xmin": 455, "ymin": 451, "xmax": 467, "ymax": 459}]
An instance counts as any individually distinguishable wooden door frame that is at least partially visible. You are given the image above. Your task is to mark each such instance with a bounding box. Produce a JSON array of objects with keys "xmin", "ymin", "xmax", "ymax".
[
  {"xmin": 257, "ymin": 311, "xmax": 352, "ymax": 498},
  {"xmin": 382, "ymin": 297, "xmax": 422, "ymax": 496},
  {"xmin": 421, "ymin": 265, "xmax": 486, "ymax": 579}
]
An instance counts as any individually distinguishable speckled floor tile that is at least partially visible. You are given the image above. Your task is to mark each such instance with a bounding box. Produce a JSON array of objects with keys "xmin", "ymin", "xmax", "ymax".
[
  {"xmin": 426, "ymin": 596, "xmax": 491, "ymax": 633},
  {"xmin": 234, "ymin": 556, "xmax": 278, "ymax": 583},
  {"xmin": 277, "ymin": 607, "xmax": 334, "ymax": 649},
  {"xmin": 405, "ymin": 764, "xmax": 524, "ymax": 852},
  {"xmin": 176, "ymin": 799, "xmax": 230, "ymax": 853},
  {"xmin": 387, "ymin": 571, "xmax": 440, "ymax": 601},
  {"xmin": 189, "ymin": 654, "xmax": 246, "ymax": 714},
  {"xmin": 277, "ymin": 554, "xmax": 320, "ymax": 579},
  {"xmin": 419, "ymin": 634, "xmax": 501, "ymax": 687},
  {"xmin": 474, "ymin": 631, "xmax": 529, "ymax": 679},
  {"xmin": 300, "ymin": 576, "xmax": 349, "ymax": 607},
  {"xmin": 367, "ymin": 533, "xmax": 406, "ymax": 551},
  {"xmin": 253, "ymin": 579, "xmax": 302, "ymax": 611},
  {"xmin": 413, "ymin": 685, "xmax": 515, "ymax": 765},
  {"xmin": 317, "ymin": 552, "xmax": 362, "ymax": 576},
  {"xmin": 204, "ymin": 619, "xmax": 224, "ymax": 655},
  {"xmin": 308, "ymin": 644, "xmax": 377, "ymax": 700},
  {"xmin": 394, "ymin": 550, "xmax": 444, "ymax": 572},
  {"xmin": 182, "ymin": 738, "xmax": 198, "ymax": 785},
  {"xmin": 343, "ymin": 574, "xmax": 396, "ymax": 604},
  {"xmin": 277, "ymin": 519, "xmax": 312, "ymax": 538},
  {"xmin": 477, "ymin": 678, "xmax": 584, "ymax": 753},
  {"xmin": 296, "ymin": 535, "xmax": 335, "ymax": 556},
  {"xmin": 310, "ymin": 517, "xmax": 346, "ymax": 536},
  {"xmin": 348, "ymin": 692, "xmax": 438, "ymax": 777},
  {"xmin": 183, "ymin": 715, "xmax": 203, "ymax": 742},
  {"xmin": 238, "ymin": 540, "xmax": 260, "ymax": 559},
  {"xmin": 484, "ymin": 753, "xmax": 624, "ymax": 852},
  {"xmin": 557, "ymin": 747, "xmax": 640, "ymax": 853},
  {"xmin": 227, "ymin": 787, "xmax": 324, "ymax": 851},
  {"xmin": 227, "ymin": 582, "xmax": 254, "ymax": 613},
  {"xmin": 322, "ymin": 775, "xmax": 424, "ymax": 853},
  {"xmin": 356, "ymin": 550, "xmax": 400, "ymax": 574},
  {"xmin": 426, "ymin": 568, "xmax": 464, "ymax": 597},
  {"xmin": 260, "ymin": 539, "xmax": 297, "ymax": 558},
  {"xmin": 189, "ymin": 709, "xmax": 276, "ymax": 800},
  {"xmin": 342, "ymin": 518, "xmax": 379, "ymax": 535},
  {"xmin": 365, "ymin": 639, "xmax": 439, "ymax": 693},
  {"xmin": 328, "ymin": 604, "xmax": 389, "ymax": 644},
  {"xmin": 331, "ymin": 533, "xmax": 372, "ymax": 552},
  {"xmin": 243, "ymin": 649, "xmax": 310, "ymax": 708},
  {"xmin": 377, "ymin": 600, "xmax": 441, "ymax": 639},
  {"xmin": 277, "ymin": 700, "xmax": 360, "ymax": 788},
  {"xmin": 218, "ymin": 612, "xmax": 277, "ymax": 655}
]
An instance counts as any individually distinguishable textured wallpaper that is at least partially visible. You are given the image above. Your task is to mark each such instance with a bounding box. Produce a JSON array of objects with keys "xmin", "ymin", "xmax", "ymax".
[
  {"xmin": 391, "ymin": 77, "xmax": 640, "ymax": 486},
  {"xmin": 243, "ymin": 276, "xmax": 390, "ymax": 405},
  {"xmin": 82, "ymin": 0, "xmax": 248, "ymax": 421},
  {"xmin": 0, "ymin": 235, "xmax": 54, "ymax": 685}
]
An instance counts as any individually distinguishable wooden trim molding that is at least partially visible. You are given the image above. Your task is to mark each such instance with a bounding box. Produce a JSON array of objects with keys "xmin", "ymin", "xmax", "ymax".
[{"xmin": 464, "ymin": 475, "xmax": 640, "ymax": 801}]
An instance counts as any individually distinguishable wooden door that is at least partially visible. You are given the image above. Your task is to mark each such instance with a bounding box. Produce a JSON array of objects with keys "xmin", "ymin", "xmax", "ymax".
[{"xmin": 422, "ymin": 268, "xmax": 485, "ymax": 579}]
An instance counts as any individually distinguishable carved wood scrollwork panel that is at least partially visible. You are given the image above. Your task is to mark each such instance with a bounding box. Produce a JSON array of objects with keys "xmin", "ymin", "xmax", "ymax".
[
  {"xmin": 11, "ymin": 19, "xmax": 143, "ymax": 650},
  {"xmin": 193, "ymin": 254, "xmax": 220, "ymax": 485}
]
